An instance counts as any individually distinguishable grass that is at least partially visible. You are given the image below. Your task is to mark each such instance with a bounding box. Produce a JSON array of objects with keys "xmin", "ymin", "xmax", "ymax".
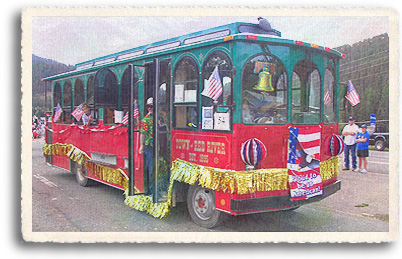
[{"xmin": 369, "ymin": 146, "xmax": 389, "ymax": 151}]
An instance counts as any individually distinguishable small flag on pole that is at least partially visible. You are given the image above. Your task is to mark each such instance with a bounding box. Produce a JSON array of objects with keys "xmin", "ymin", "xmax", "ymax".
[
  {"xmin": 345, "ymin": 80, "xmax": 360, "ymax": 106},
  {"xmin": 201, "ymin": 66, "xmax": 223, "ymax": 101},
  {"xmin": 71, "ymin": 103, "xmax": 85, "ymax": 121},
  {"xmin": 53, "ymin": 103, "xmax": 63, "ymax": 122},
  {"xmin": 122, "ymin": 112, "xmax": 129, "ymax": 125},
  {"xmin": 324, "ymin": 90, "xmax": 331, "ymax": 106},
  {"xmin": 122, "ymin": 101, "xmax": 139, "ymax": 125},
  {"xmin": 324, "ymin": 82, "xmax": 332, "ymax": 106}
]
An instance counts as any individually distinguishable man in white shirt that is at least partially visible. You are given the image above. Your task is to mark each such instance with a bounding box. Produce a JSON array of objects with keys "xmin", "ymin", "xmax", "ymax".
[{"xmin": 342, "ymin": 116, "xmax": 360, "ymax": 170}]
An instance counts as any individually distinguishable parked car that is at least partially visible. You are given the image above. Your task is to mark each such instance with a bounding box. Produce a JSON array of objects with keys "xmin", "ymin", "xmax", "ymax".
[{"xmin": 369, "ymin": 132, "xmax": 389, "ymax": 151}]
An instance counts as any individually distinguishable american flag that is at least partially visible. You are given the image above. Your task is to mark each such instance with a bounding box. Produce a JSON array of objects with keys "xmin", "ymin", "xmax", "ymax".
[
  {"xmin": 324, "ymin": 82, "xmax": 332, "ymax": 106},
  {"xmin": 122, "ymin": 102, "xmax": 139, "ymax": 125},
  {"xmin": 53, "ymin": 103, "xmax": 63, "ymax": 122},
  {"xmin": 71, "ymin": 103, "xmax": 84, "ymax": 121},
  {"xmin": 201, "ymin": 66, "xmax": 223, "ymax": 101},
  {"xmin": 288, "ymin": 126, "xmax": 323, "ymax": 201},
  {"xmin": 345, "ymin": 80, "xmax": 360, "ymax": 106}
]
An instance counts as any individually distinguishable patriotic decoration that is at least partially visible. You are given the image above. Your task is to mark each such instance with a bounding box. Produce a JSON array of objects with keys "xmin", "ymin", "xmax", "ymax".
[
  {"xmin": 201, "ymin": 66, "xmax": 223, "ymax": 101},
  {"xmin": 345, "ymin": 80, "xmax": 360, "ymax": 106},
  {"xmin": 122, "ymin": 101, "xmax": 140, "ymax": 125},
  {"xmin": 324, "ymin": 82, "xmax": 332, "ymax": 106},
  {"xmin": 329, "ymin": 134, "xmax": 344, "ymax": 156},
  {"xmin": 288, "ymin": 126, "xmax": 323, "ymax": 201},
  {"xmin": 122, "ymin": 112, "xmax": 129, "ymax": 125},
  {"xmin": 53, "ymin": 103, "xmax": 63, "ymax": 122},
  {"xmin": 71, "ymin": 103, "xmax": 85, "ymax": 121},
  {"xmin": 240, "ymin": 138, "xmax": 267, "ymax": 167}
]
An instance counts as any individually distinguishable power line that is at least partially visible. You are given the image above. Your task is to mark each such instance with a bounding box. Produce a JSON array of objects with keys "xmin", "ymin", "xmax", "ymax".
[
  {"xmin": 339, "ymin": 59, "xmax": 389, "ymax": 73},
  {"xmin": 339, "ymin": 61, "xmax": 389, "ymax": 75},
  {"xmin": 340, "ymin": 71, "xmax": 389, "ymax": 82},
  {"xmin": 339, "ymin": 50, "xmax": 389, "ymax": 66}
]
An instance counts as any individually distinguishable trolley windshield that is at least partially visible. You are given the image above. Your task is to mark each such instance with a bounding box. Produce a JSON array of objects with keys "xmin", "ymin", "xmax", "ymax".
[{"xmin": 241, "ymin": 42, "xmax": 337, "ymax": 125}]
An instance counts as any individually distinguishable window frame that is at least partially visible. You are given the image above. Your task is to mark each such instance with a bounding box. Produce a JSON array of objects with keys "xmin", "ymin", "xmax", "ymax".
[
  {"xmin": 172, "ymin": 56, "xmax": 199, "ymax": 131},
  {"xmin": 94, "ymin": 68, "xmax": 119, "ymax": 125},
  {"xmin": 290, "ymin": 58, "xmax": 322, "ymax": 125},
  {"xmin": 240, "ymin": 52, "xmax": 289, "ymax": 126},
  {"xmin": 322, "ymin": 64, "xmax": 337, "ymax": 124},
  {"xmin": 200, "ymin": 50, "xmax": 234, "ymax": 132},
  {"xmin": 62, "ymin": 80, "xmax": 72, "ymax": 124}
]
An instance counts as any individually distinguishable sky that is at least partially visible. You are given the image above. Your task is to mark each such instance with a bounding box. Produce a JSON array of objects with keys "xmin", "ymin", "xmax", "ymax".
[{"xmin": 32, "ymin": 15, "xmax": 390, "ymax": 66}]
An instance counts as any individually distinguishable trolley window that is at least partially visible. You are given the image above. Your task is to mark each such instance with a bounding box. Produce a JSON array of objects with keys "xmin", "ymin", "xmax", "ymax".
[
  {"xmin": 73, "ymin": 79, "xmax": 85, "ymax": 124},
  {"xmin": 87, "ymin": 75, "xmax": 95, "ymax": 107},
  {"xmin": 95, "ymin": 68, "xmax": 118, "ymax": 125},
  {"xmin": 173, "ymin": 56, "xmax": 199, "ymax": 129},
  {"xmin": 241, "ymin": 53, "xmax": 288, "ymax": 124},
  {"xmin": 74, "ymin": 79, "xmax": 85, "ymax": 106},
  {"xmin": 323, "ymin": 66, "xmax": 336, "ymax": 124},
  {"xmin": 63, "ymin": 81, "xmax": 72, "ymax": 123},
  {"xmin": 201, "ymin": 50, "xmax": 233, "ymax": 131},
  {"xmin": 53, "ymin": 82, "xmax": 62, "ymax": 114},
  {"xmin": 121, "ymin": 66, "xmax": 140, "ymax": 127},
  {"xmin": 291, "ymin": 59, "xmax": 321, "ymax": 124}
]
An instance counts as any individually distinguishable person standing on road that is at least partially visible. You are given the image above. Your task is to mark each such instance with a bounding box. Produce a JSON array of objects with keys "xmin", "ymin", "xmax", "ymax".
[
  {"xmin": 342, "ymin": 116, "xmax": 359, "ymax": 171},
  {"xmin": 355, "ymin": 124, "xmax": 370, "ymax": 173},
  {"xmin": 139, "ymin": 97, "xmax": 154, "ymax": 194}
]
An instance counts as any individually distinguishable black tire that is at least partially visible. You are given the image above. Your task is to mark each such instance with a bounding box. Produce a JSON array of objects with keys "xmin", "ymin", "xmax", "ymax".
[
  {"xmin": 75, "ymin": 164, "xmax": 89, "ymax": 187},
  {"xmin": 187, "ymin": 185, "xmax": 221, "ymax": 229},
  {"xmin": 375, "ymin": 139, "xmax": 386, "ymax": 151}
]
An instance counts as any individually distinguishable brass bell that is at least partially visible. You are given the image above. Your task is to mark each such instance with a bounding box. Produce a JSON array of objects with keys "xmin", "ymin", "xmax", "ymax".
[{"xmin": 253, "ymin": 70, "xmax": 274, "ymax": 92}]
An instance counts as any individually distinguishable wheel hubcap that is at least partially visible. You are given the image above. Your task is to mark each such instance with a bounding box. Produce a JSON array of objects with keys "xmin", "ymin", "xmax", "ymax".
[{"xmin": 193, "ymin": 188, "xmax": 214, "ymax": 220}]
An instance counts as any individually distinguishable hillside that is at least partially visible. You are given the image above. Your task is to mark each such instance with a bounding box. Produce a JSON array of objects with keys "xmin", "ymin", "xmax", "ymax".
[
  {"xmin": 335, "ymin": 33, "xmax": 389, "ymax": 128},
  {"xmin": 32, "ymin": 55, "xmax": 74, "ymax": 95},
  {"xmin": 32, "ymin": 55, "xmax": 74, "ymax": 117}
]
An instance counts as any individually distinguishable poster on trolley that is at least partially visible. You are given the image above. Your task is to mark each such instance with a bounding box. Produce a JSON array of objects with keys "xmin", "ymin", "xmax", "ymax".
[{"xmin": 288, "ymin": 126, "xmax": 323, "ymax": 201}]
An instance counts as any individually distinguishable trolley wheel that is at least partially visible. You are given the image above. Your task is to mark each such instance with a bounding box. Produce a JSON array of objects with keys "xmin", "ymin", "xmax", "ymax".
[
  {"xmin": 375, "ymin": 139, "xmax": 385, "ymax": 151},
  {"xmin": 187, "ymin": 185, "xmax": 221, "ymax": 229},
  {"xmin": 75, "ymin": 164, "xmax": 89, "ymax": 187}
]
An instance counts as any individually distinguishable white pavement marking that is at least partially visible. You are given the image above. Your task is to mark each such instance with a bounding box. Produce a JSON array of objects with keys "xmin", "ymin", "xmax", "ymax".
[{"xmin": 33, "ymin": 174, "xmax": 58, "ymax": 188}]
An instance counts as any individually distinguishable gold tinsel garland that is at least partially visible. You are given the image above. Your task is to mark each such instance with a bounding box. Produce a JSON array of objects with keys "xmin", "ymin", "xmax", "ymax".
[
  {"xmin": 43, "ymin": 143, "xmax": 90, "ymax": 165},
  {"xmin": 85, "ymin": 161, "xmax": 129, "ymax": 190},
  {"xmin": 169, "ymin": 159, "xmax": 289, "ymax": 194},
  {"xmin": 320, "ymin": 156, "xmax": 340, "ymax": 181},
  {"xmin": 125, "ymin": 157, "xmax": 339, "ymax": 219},
  {"xmin": 42, "ymin": 143, "xmax": 339, "ymax": 219}
]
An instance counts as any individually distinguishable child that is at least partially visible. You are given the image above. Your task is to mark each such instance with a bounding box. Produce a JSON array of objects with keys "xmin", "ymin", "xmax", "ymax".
[{"xmin": 355, "ymin": 124, "xmax": 370, "ymax": 173}]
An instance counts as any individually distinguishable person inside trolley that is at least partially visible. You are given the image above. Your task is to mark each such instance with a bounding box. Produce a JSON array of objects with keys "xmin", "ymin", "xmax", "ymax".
[
  {"xmin": 139, "ymin": 97, "xmax": 154, "ymax": 194},
  {"xmin": 242, "ymin": 62, "xmax": 279, "ymax": 124},
  {"xmin": 243, "ymin": 90, "xmax": 277, "ymax": 124},
  {"xmin": 81, "ymin": 103, "xmax": 97, "ymax": 127}
]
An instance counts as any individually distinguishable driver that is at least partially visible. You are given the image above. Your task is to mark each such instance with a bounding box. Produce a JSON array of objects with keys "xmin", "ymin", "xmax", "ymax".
[{"xmin": 243, "ymin": 90, "xmax": 277, "ymax": 123}]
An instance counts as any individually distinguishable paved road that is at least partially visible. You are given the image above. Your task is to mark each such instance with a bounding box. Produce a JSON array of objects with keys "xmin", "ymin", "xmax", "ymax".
[
  {"xmin": 31, "ymin": 139, "xmax": 389, "ymax": 234},
  {"xmin": 340, "ymin": 150, "xmax": 389, "ymax": 174}
]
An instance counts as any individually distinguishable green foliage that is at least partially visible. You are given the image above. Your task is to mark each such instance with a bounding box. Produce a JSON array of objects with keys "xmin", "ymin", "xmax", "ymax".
[
  {"xmin": 32, "ymin": 55, "xmax": 74, "ymax": 117},
  {"xmin": 335, "ymin": 34, "xmax": 389, "ymax": 125}
]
